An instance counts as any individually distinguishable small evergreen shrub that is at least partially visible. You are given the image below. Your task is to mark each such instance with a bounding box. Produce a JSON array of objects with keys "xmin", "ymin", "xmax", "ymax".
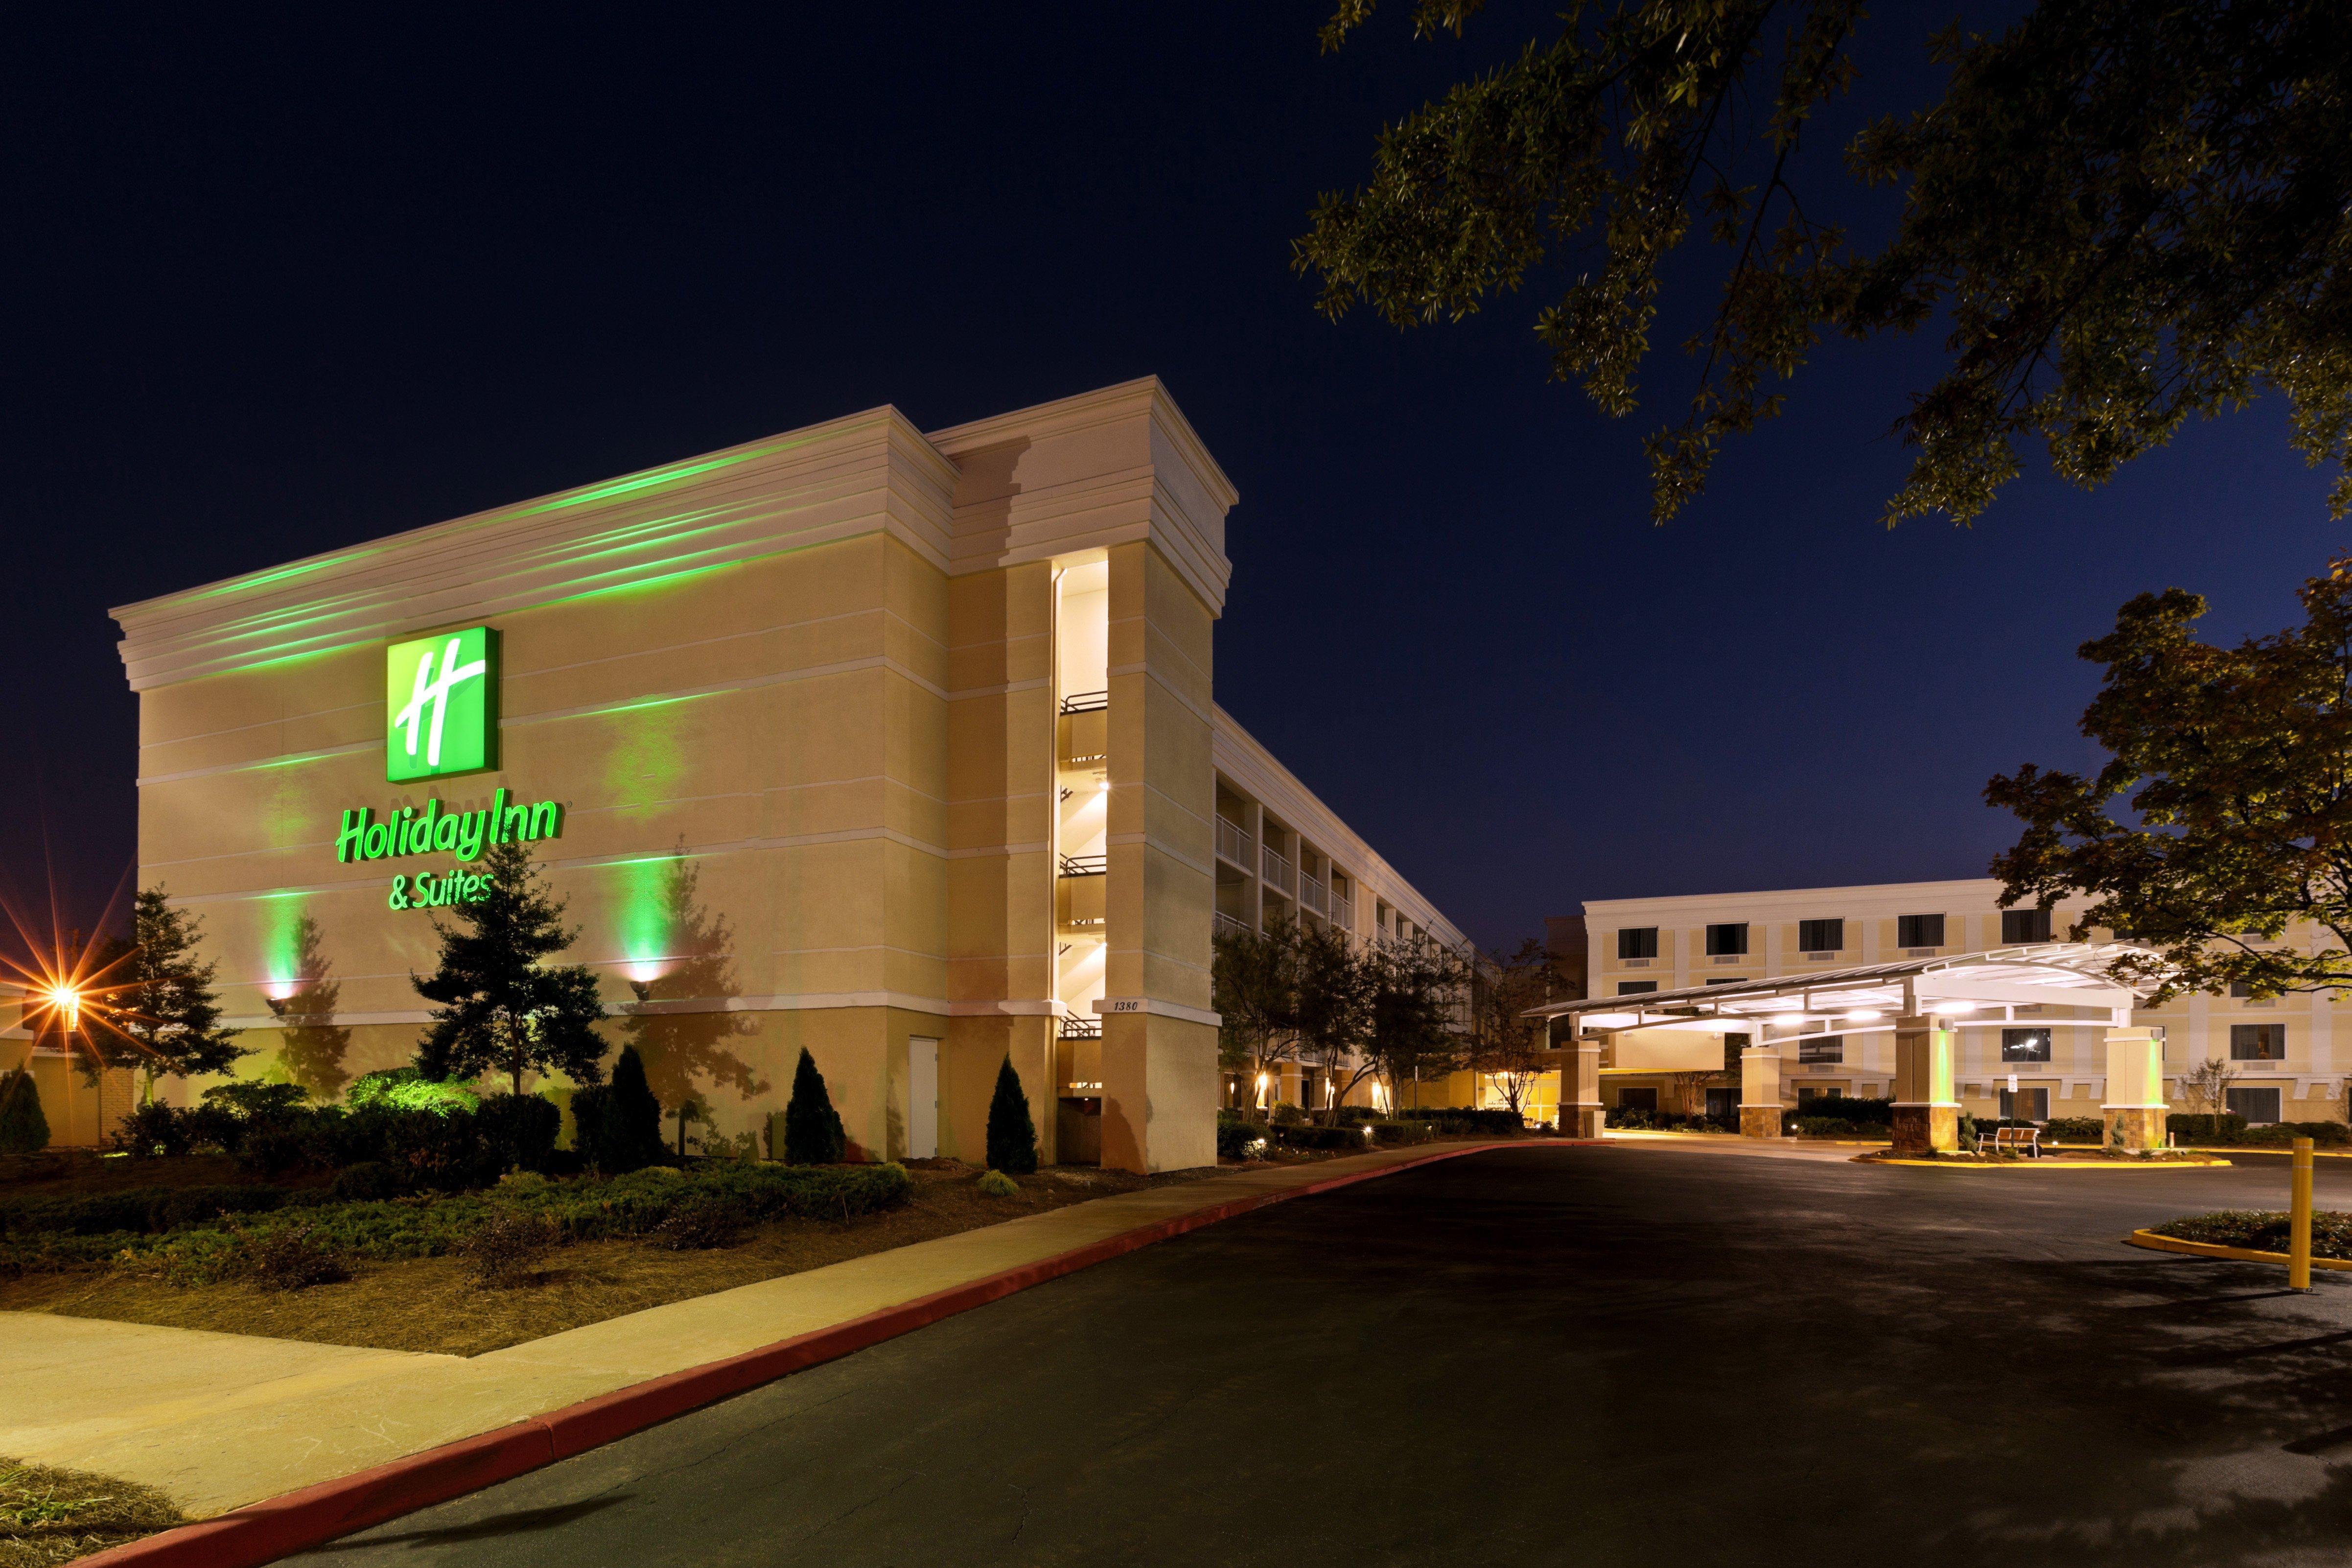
[
  {"xmin": 1215, "ymin": 1117, "xmax": 1265, "ymax": 1160},
  {"xmin": 0, "ymin": 1069, "xmax": 51, "ymax": 1156},
  {"xmin": 476, "ymin": 1093, "xmax": 562, "ymax": 1173},
  {"xmin": 462, "ymin": 1209, "xmax": 558, "ymax": 1286},
  {"xmin": 235, "ymin": 1220, "xmax": 351, "ymax": 1291},
  {"xmin": 977, "ymin": 1169, "xmax": 1020, "ymax": 1198},
  {"xmin": 1369, "ymin": 1120, "xmax": 1436, "ymax": 1146},
  {"xmin": 111, "ymin": 1102, "xmax": 197, "ymax": 1158},
  {"xmin": 782, "ymin": 1048, "xmax": 848, "ymax": 1165},
  {"xmin": 985, "ymin": 1057, "xmax": 1039, "ymax": 1174},
  {"xmin": 649, "ymin": 1193, "xmax": 751, "ymax": 1249},
  {"xmin": 331, "ymin": 1161, "xmax": 402, "ymax": 1202},
  {"xmin": 607, "ymin": 1048, "xmax": 666, "ymax": 1169}
]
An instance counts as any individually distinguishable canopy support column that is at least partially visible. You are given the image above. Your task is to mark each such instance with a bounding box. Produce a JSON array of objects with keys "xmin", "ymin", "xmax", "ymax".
[
  {"xmin": 2101, "ymin": 1026, "xmax": 2168, "ymax": 1150},
  {"xmin": 1739, "ymin": 1043, "xmax": 1782, "ymax": 1139},
  {"xmin": 1892, "ymin": 1014, "xmax": 1959, "ymax": 1154},
  {"xmin": 1562, "ymin": 1035, "xmax": 1603, "ymax": 1138}
]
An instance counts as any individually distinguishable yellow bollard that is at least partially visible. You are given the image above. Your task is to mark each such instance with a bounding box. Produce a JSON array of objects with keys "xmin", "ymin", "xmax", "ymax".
[{"xmin": 2291, "ymin": 1136, "xmax": 2315, "ymax": 1292}]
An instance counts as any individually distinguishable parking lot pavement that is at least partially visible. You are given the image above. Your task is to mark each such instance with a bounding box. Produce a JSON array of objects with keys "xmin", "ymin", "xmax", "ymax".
[{"xmin": 285, "ymin": 1145, "xmax": 2352, "ymax": 1568}]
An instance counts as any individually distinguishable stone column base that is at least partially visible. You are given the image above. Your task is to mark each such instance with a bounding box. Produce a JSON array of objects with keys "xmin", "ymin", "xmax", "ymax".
[
  {"xmin": 2103, "ymin": 1105, "xmax": 2167, "ymax": 1152},
  {"xmin": 1891, "ymin": 1103, "xmax": 1958, "ymax": 1155},
  {"xmin": 1739, "ymin": 1106, "xmax": 1782, "ymax": 1139},
  {"xmin": 1563, "ymin": 1105, "xmax": 1605, "ymax": 1139}
]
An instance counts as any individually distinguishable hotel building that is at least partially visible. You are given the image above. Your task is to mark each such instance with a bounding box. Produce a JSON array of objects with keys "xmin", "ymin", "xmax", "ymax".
[
  {"xmin": 1581, "ymin": 878, "xmax": 2346, "ymax": 1127},
  {"xmin": 4, "ymin": 378, "xmax": 1467, "ymax": 1170}
]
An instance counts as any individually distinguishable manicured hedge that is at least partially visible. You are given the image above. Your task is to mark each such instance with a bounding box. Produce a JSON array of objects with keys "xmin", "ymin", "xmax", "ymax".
[
  {"xmin": 0, "ymin": 1184, "xmax": 309, "ymax": 1239},
  {"xmin": 1270, "ymin": 1123, "xmax": 1369, "ymax": 1152},
  {"xmin": 2041, "ymin": 1117, "xmax": 2105, "ymax": 1143},
  {"xmin": 2166, "ymin": 1115, "xmax": 2352, "ymax": 1147},
  {"xmin": 1215, "ymin": 1118, "xmax": 1265, "ymax": 1160},
  {"xmin": 1403, "ymin": 1108, "xmax": 1527, "ymax": 1135}
]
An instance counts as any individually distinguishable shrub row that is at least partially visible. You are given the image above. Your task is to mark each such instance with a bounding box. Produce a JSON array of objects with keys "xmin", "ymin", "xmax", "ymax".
[
  {"xmin": 1269, "ymin": 1123, "xmax": 1366, "ymax": 1152},
  {"xmin": 2041, "ymin": 1116, "xmax": 2105, "ymax": 1143},
  {"xmin": 1400, "ymin": 1108, "xmax": 1527, "ymax": 1135},
  {"xmin": 112, "ymin": 1091, "xmax": 569, "ymax": 1186},
  {"xmin": 0, "ymin": 1183, "xmax": 306, "ymax": 1239},
  {"xmin": 2166, "ymin": 1114, "xmax": 2352, "ymax": 1147},
  {"xmin": 1214, "ymin": 1118, "xmax": 1264, "ymax": 1160},
  {"xmin": 0, "ymin": 1161, "xmax": 916, "ymax": 1281},
  {"xmin": 1606, "ymin": 1107, "xmax": 1732, "ymax": 1133},
  {"xmin": 2151, "ymin": 1209, "xmax": 2352, "ymax": 1261}
]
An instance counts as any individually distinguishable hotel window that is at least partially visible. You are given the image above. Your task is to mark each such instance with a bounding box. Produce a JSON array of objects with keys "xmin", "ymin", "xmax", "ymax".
[
  {"xmin": 1797, "ymin": 919, "xmax": 1843, "ymax": 954},
  {"xmin": 1705, "ymin": 977, "xmax": 1744, "ymax": 985},
  {"xmin": 2001, "ymin": 1028, "xmax": 2053, "ymax": 1063},
  {"xmin": 2227, "ymin": 1086, "xmax": 2283, "ymax": 1124},
  {"xmin": 1897, "ymin": 913, "xmax": 1944, "ymax": 949},
  {"xmin": 1705, "ymin": 923, "xmax": 1748, "ymax": 957},
  {"xmin": 2001, "ymin": 908, "xmax": 2052, "ymax": 943},
  {"xmin": 2231, "ymin": 1024, "xmax": 2286, "ymax": 1061},
  {"xmin": 1796, "ymin": 1085, "xmax": 1845, "ymax": 1104},
  {"xmin": 1617, "ymin": 981, "xmax": 1657, "ymax": 996},
  {"xmin": 1618, "ymin": 1088, "xmax": 1658, "ymax": 1112},
  {"xmin": 1798, "ymin": 1035, "xmax": 1845, "ymax": 1064},
  {"xmin": 1618, "ymin": 927, "xmax": 1659, "ymax": 960}
]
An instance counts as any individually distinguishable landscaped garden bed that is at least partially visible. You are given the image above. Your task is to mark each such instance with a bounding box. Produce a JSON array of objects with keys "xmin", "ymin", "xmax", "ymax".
[
  {"xmin": 0, "ymin": 1457, "xmax": 184, "ymax": 1568},
  {"xmin": 0, "ymin": 1159, "xmax": 1206, "ymax": 1357},
  {"xmin": 1856, "ymin": 1147, "xmax": 2222, "ymax": 1165},
  {"xmin": 2146, "ymin": 1210, "xmax": 2352, "ymax": 1260}
]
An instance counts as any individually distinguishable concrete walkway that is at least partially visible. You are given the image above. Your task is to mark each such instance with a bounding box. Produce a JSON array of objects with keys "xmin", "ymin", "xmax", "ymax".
[{"xmin": 0, "ymin": 1143, "xmax": 1507, "ymax": 1519}]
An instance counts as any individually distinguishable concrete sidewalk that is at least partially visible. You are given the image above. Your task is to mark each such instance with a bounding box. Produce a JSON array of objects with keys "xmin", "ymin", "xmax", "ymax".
[{"xmin": 1, "ymin": 1142, "xmax": 1516, "ymax": 1521}]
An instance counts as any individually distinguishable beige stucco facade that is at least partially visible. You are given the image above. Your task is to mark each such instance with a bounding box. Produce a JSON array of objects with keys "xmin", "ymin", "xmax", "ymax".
[
  {"xmin": 67, "ymin": 377, "xmax": 1428, "ymax": 1172},
  {"xmin": 1582, "ymin": 878, "xmax": 2350, "ymax": 1127}
]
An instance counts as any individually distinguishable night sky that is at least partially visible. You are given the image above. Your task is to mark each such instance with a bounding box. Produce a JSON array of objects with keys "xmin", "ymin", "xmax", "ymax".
[{"xmin": 4, "ymin": 3, "xmax": 2342, "ymax": 951}]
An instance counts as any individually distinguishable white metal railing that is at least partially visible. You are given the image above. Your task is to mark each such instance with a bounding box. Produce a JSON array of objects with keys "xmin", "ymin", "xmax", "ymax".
[
  {"xmin": 1262, "ymin": 846, "xmax": 1295, "ymax": 896},
  {"xmin": 1332, "ymin": 894, "xmax": 1354, "ymax": 930},
  {"xmin": 1215, "ymin": 817, "xmax": 1251, "ymax": 867},
  {"xmin": 1214, "ymin": 911, "xmax": 1249, "ymax": 939},
  {"xmin": 1301, "ymin": 874, "xmax": 1329, "ymax": 915}
]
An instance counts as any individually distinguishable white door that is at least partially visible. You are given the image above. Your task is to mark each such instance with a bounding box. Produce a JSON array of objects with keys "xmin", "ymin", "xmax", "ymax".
[{"xmin": 907, "ymin": 1037, "xmax": 939, "ymax": 1159}]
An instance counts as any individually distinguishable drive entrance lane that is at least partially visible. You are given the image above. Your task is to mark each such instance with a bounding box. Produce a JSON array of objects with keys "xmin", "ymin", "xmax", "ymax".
[{"xmin": 286, "ymin": 1146, "xmax": 2352, "ymax": 1567}]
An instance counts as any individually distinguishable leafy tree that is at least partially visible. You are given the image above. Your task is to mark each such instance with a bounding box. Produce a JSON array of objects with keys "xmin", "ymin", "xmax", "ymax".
[
  {"xmin": 782, "ymin": 1047, "xmax": 847, "ymax": 1164},
  {"xmin": 264, "ymin": 915, "xmax": 352, "ymax": 1099},
  {"xmin": 413, "ymin": 838, "xmax": 608, "ymax": 1095},
  {"xmin": 0, "ymin": 1068, "xmax": 50, "ymax": 1155},
  {"xmin": 1988, "ymin": 558, "xmax": 2352, "ymax": 1003},
  {"xmin": 1466, "ymin": 937, "xmax": 1563, "ymax": 1119},
  {"xmin": 1363, "ymin": 936, "xmax": 1463, "ymax": 1114},
  {"xmin": 985, "ymin": 1055, "xmax": 1040, "ymax": 1174},
  {"xmin": 1299, "ymin": 1, "xmax": 2352, "ymax": 526},
  {"xmin": 1293, "ymin": 921, "xmax": 1374, "ymax": 1123},
  {"xmin": 83, "ymin": 888, "xmax": 245, "ymax": 1099},
  {"xmin": 616, "ymin": 855, "xmax": 767, "ymax": 1114},
  {"xmin": 1211, "ymin": 918, "xmax": 1301, "ymax": 1116}
]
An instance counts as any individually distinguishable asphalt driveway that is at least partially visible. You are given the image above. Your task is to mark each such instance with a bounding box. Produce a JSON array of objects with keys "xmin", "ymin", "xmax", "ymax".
[{"xmin": 283, "ymin": 1144, "xmax": 2352, "ymax": 1567}]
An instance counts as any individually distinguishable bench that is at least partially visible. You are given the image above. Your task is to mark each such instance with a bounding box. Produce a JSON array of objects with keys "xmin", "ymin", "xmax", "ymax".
[{"xmin": 1978, "ymin": 1125, "xmax": 2041, "ymax": 1158}]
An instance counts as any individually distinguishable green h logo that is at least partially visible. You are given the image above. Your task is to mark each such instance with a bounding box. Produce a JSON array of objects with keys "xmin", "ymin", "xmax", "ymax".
[{"xmin": 386, "ymin": 627, "xmax": 497, "ymax": 781}]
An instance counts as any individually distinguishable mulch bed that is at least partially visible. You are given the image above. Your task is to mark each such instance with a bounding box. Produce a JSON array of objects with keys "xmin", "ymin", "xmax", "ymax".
[{"xmin": 0, "ymin": 1161, "xmax": 1209, "ymax": 1358}]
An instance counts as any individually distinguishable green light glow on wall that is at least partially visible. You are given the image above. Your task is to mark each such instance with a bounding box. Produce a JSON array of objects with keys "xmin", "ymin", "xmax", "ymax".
[
  {"xmin": 614, "ymin": 854, "xmax": 682, "ymax": 977},
  {"xmin": 258, "ymin": 892, "xmax": 306, "ymax": 992}
]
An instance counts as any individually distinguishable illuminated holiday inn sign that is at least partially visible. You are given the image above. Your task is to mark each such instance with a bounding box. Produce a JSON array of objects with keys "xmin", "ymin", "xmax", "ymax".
[
  {"xmin": 386, "ymin": 626, "xmax": 497, "ymax": 782},
  {"xmin": 336, "ymin": 790, "xmax": 563, "ymax": 910}
]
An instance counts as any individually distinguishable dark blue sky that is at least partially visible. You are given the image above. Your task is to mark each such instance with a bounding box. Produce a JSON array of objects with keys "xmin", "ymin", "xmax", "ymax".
[{"xmin": 3, "ymin": 3, "xmax": 2341, "ymax": 949}]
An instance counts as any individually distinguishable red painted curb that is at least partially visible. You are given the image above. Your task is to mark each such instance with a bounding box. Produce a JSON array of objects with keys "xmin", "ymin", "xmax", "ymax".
[{"xmin": 76, "ymin": 1138, "xmax": 1552, "ymax": 1568}]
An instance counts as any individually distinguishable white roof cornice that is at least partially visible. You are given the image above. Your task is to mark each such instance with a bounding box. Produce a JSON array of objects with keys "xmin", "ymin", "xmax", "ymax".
[{"xmin": 113, "ymin": 378, "xmax": 1240, "ymax": 691}]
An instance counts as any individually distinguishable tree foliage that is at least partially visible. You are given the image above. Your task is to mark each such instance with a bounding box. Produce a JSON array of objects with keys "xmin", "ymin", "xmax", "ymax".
[
  {"xmin": 0, "ymin": 1068, "xmax": 50, "ymax": 1155},
  {"xmin": 1988, "ymin": 557, "xmax": 2352, "ymax": 1003},
  {"xmin": 1299, "ymin": 0, "xmax": 2352, "ymax": 525},
  {"xmin": 1293, "ymin": 921, "xmax": 1375, "ymax": 1122},
  {"xmin": 1465, "ymin": 937, "xmax": 1565, "ymax": 1117},
  {"xmin": 1212, "ymin": 917, "xmax": 1303, "ymax": 1104},
  {"xmin": 84, "ymin": 888, "xmax": 245, "ymax": 1095},
  {"xmin": 413, "ymin": 838, "xmax": 607, "ymax": 1095},
  {"xmin": 1362, "ymin": 936, "xmax": 1464, "ymax": 1114},
  {"xmin": 985, "ymin": 1054, "xmax": 1040, "ymax": 1174}
]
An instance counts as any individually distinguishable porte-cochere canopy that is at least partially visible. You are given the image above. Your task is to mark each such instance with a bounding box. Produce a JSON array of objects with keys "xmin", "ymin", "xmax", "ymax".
[{"xmin": 1525, "ymin": 942, "xmax": 2172, "ymax": 1038}]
